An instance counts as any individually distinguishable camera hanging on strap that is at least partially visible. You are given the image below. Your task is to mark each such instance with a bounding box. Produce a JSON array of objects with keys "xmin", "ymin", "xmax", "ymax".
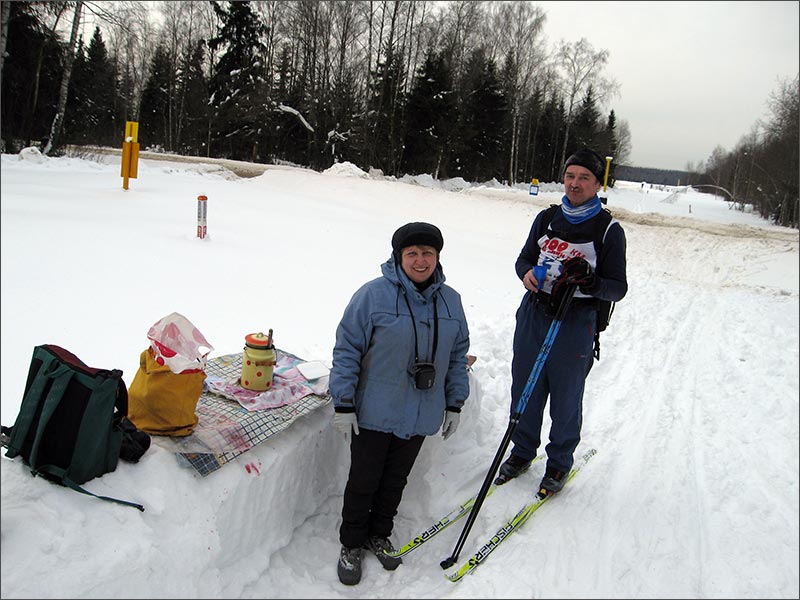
[{"xmin": 401, "ymin": 290, "xmax": 438, "ymax": 390}]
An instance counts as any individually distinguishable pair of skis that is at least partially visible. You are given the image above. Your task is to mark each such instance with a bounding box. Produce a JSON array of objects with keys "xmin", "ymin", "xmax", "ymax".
[
  {"xmin": 390, "ymin": 455, "xmax": 544, "ymax": 559},
  {"xmin": 389, "ymin": 448, "xmax": 596, "ymax": 582}
]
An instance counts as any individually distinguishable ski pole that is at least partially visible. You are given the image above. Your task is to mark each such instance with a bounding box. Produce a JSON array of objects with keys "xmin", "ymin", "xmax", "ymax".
[{"xmin": 440, "ymin": 283, "xmax": 577, "ymax": 570}]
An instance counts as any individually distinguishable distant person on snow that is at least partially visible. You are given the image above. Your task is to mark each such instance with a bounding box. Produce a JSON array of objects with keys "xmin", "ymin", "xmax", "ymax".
[
  {"xmin": 496, "ymin": 148, "xmax": 628, "ymax": 494},
  {"xmin": 329, "ymin": 222, "xmax": 470, "ymax": 586}
]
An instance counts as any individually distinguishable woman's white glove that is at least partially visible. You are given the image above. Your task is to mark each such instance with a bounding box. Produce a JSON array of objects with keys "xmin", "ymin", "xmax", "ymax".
[
  {"xmin": 333, "ymin": 412, "xmax": 359, "ymax": 442},
  {"xmin": 441, "ymin": 411, "xmax": 460, "ymax": 441}
]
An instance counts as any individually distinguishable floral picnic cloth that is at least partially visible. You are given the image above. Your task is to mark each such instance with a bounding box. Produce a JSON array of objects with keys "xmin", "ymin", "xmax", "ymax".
[{"xmin": 205, "ymin": 352, "xmax": 329, "ymax": 411}]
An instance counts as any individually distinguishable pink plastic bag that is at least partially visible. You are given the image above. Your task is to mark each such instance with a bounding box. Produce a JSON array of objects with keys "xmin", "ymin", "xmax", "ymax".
[{"xmin": 147, "ymin": 312, "xmax": 213, "ymax": 374}]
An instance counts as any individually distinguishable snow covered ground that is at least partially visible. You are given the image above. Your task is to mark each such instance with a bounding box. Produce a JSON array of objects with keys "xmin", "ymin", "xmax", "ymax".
[{"xmin": 1, "ymin": 148, "xmax": 798, "ymax": 598}]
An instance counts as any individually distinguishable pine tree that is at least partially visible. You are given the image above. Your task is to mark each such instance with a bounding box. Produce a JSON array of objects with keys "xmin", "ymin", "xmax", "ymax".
[
  {"xmin": 80, "ymin": 27, "xmax": 117, "ymax": 147},
  {"xmin": 63, "ymin": 38, "xmax": 89, "ymax": 145},
  {"xmin": 520, "ymin": 82, "xmax": 546, "ymax": 183},
  {"xmin": 600, "ymin": 109, "xmax": 618, "ymax": 186},
  {"xmin": 402, "ymin": 50, "xmax": 456, "ymax": 178},
  {"xmin": 366, "ymin": 42, "xmax": 406, "ymax": 176},
  {"xmin": 1, "ymin": 2, "xmax": 64, "ymax": 149},
  {"xmin": 537, "ymin": 95, "xmax": 566, "ymax": 182},
  {"xmin": 455, "ymin": 48, "xmax": 507, "ymax": 182},
  {"xmin": 208, "ymin": 0, "xmax": 270, "ymax": 161},
  {"xmin": 321, "ymin": 66, "xmax": 361, "ymax": 168},
  {"xmin": 569, "ymin": 85, "xmax": 601, "ymax": 153},
  {"xmin": 175, "ymin": 40, "xmax": 211, "ymax": 156},
  {"xmin": 139, "ymin": 43, "xmax": 173, "ymax": 150}
]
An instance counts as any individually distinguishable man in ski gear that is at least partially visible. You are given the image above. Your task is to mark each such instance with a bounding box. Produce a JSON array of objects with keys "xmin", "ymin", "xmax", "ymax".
[
  {"xmin": 330, "ymin": 221, "xmax": 471, "ymax": 585},
  {"xmin": 496, "ymin": 148, "xmax": 627, "ymax": 493}
]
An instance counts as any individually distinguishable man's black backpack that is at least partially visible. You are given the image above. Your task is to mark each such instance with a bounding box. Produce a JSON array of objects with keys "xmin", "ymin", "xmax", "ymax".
[
  {"xmin": 2, "ymin": 344, "xmax": 149, "ymax": 511},
  {"xmin": 541, "ymin": 204, "xmax": 616, "ymax": 359}
]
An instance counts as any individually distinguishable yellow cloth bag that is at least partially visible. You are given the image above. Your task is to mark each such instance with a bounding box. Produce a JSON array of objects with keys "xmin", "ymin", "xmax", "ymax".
[{"xmin": 128, "ymin": 347, "xmax": 205, "ymax": 437}]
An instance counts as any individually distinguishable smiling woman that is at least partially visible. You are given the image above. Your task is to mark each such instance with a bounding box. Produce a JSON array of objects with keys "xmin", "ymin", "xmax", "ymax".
[
  {"xmin": 392, "ymin": 222, "xmax": 445, "ymax": 284},
  {"xmin": 329, "ymin": 219, "xmax": 470, "ymax": 585}
]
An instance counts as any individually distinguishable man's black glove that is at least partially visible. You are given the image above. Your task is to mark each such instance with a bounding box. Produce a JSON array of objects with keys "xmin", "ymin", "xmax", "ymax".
[
  {"xmin": 547, "ymin": 273, "xmax": 575, "ymax": 316},
  {"xmin": 559, "ymin": 257, "xmax": 598, "ymax": 294},
  {"xmin": 546, "ymin": 258, "xmax": 599, "ymax": 315}
]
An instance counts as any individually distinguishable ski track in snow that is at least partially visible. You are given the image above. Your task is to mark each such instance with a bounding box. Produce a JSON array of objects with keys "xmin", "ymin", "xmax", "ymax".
[{"xmin": 577, "ymin": 224, "xmax": 798, "ymax": 598}]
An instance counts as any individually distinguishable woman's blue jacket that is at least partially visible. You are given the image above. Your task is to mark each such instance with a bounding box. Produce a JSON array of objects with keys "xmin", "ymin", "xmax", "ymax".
[{"xmin": 330, "ymin": 256, "xmax": 470, "ymax": 439}]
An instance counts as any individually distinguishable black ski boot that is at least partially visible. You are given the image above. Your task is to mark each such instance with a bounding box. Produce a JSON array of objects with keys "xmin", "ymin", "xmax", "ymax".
[
  {"xmin": 365, "ymin": 536, "xmax": 402, "ymax": 570},
  {"xmin": 337, "ymin": 545, "xmax": 363, "ymax": 585},
  {"xmin": 538, "ymin": 466, "xmax": 568, "ymax": 496},
  {"xmin": 494, "ymin": 454, "xmax": 532, "ymax": 485}
]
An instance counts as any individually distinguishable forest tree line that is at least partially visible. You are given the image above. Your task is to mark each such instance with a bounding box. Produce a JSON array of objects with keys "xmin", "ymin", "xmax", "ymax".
[{"xmin": 1, "ymin": 1, "xmax": 797, "ymax": 227}]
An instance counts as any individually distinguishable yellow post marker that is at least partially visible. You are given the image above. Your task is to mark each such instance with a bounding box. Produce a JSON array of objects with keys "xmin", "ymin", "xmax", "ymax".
[
  {"xmin": 121, "ymin": 121, "xmax": 140, "ymax": 190},
  {"xmin": 603, "ymin": 156, "xmax": 613, "ymax": 192}
]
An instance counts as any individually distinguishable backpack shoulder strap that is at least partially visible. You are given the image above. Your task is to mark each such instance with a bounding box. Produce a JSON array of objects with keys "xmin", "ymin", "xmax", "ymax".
[
  {"xmin": 541, "ymin": 204, "xmax": 560, "ymax": 229},
  {"xmin": 60, "ymin": 471, "xmax": 145, "ymax": 511},
  {"xmin": 591, "ymin": 208, "xmax": 616, "ymax": 361},
  {"xmin": 593, "ymin": 207, "xmax": 614, "ymax": 250},
  {"xmin": 5, "ymin": 346, "xmax": 66, "ymax": 459}
]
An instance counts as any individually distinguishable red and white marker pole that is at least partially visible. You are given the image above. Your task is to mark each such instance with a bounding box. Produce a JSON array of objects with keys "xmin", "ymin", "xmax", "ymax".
[{"xmin": 197, "ymin": 194, "xmax": 208, "ymax": 239}]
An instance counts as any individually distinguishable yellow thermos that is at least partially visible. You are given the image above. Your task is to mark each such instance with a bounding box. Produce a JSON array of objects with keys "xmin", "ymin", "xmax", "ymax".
[{"xmin": 241, "ymin": 330, "xmax": 276, "ymax": 391}]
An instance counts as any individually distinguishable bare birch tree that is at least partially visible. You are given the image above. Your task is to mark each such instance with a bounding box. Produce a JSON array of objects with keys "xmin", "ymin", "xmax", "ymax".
[
  {"xmin": 0, "ymin": 0, "xmax": 10, "ymax": 82},
  {"xmin": 486, "ymin": 1, "xmax": 547, "ymax": 184},
  {"xmin": 439, "ymin": 0, "xmax": 485, "ymax": 84},
  {"xmin": 43, "ymin": 0, "xmax": 82, "ymax": 155},
  {"xmin": 103, "ymin": 1, "xmax": 160, "ymax": 122},
  {"xmin": 554, "ymin": 37, "xmax": 618, "ymax": 167}
]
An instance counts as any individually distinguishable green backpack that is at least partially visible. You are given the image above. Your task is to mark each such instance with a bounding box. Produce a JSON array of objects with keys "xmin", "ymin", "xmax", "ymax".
[{"xmin": 2, "ymin": 344, "xmax": 145, "ymax": 511}]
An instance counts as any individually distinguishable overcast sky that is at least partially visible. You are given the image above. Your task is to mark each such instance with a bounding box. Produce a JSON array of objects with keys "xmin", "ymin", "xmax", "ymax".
[{"xmin": 536, "ymin": 0, "xmax": 800, "ymax": 171}]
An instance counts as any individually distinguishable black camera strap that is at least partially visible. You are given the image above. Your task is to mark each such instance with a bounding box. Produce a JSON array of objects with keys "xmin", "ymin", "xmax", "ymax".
[{"xmin": 401, "ymin": 289, "xmax": 438, "ymax": 363}]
